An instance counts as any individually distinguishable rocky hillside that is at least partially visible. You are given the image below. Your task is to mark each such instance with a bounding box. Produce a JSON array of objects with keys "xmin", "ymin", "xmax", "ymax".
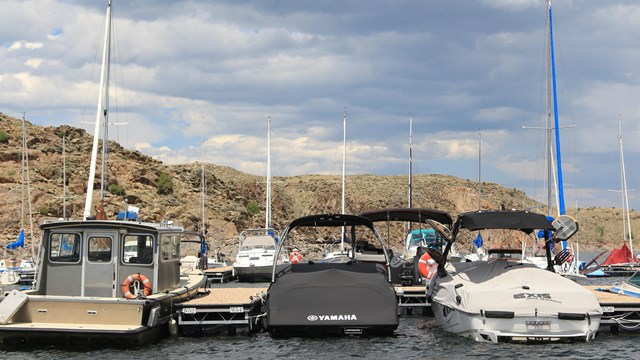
[{"xmin": 0, "ymin": 113, "xmax": 636, "ymax": 260}]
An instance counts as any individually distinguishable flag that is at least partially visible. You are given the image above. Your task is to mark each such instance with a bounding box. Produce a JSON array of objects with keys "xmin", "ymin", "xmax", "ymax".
[
  {"xmin": 473, "ymin": 231, "xmax": 483, "ymax": 249},
  {"xmin": 6, "ymin": 229, "xmax": 25, "ymax": 249}
]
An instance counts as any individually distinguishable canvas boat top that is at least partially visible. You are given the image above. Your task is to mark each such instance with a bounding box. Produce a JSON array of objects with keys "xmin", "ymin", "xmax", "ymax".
[
  {"xmin": 431, "ymin": 259, "xmax": 602, "ymax": 316},
  {"xmin": 359, "ymin": 208, "xmax": 453, "ymax": 226}
]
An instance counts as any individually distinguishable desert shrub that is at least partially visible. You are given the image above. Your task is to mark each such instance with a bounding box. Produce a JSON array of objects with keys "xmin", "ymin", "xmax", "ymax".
[
  {"xmin": 246, "ymin": 200, "xmax": 260, "ymax": 215},
  {"xmin": 0, "ymin": 131, "xmax": 9, "ymax": 143},
  {"xmin": 108, "ymin": 183, "xmax": 126, "ymax": 196},
  {"xmin": 157, "ymin": 172, "xmax": 174, "ymax": 195}
]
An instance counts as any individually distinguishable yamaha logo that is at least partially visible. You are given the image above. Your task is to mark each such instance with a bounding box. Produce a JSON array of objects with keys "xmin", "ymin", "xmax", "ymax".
[{"xmin": 307, "ymin": 314, "xmax": 358, "ymax": 321}]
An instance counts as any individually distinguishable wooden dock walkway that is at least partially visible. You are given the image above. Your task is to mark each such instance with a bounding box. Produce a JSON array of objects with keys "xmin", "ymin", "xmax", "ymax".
[
  {"xmin": 176, "ymin": 287, "xmax": 267, "ymax": 335},
  {"xmin": 203, "ymin": 266, "xmax": 235, "ymax": 284},
  {"xmin": 586, "ymin": 285, "xmax": 640, "ymax": 333}
]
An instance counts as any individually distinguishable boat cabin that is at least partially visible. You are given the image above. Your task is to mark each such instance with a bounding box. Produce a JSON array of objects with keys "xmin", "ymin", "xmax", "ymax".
[{"xmin": 32, "ymin": 220, "xmax": 185, "ymax": 298}]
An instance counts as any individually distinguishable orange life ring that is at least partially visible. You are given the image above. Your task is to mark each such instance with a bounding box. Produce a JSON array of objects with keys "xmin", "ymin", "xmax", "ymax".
[
  {"xmin": 418, "ymin": 253, "xmax": 436, "ymax": 279},
  {"xmin": 121, "ymin": 273, "xmax": 152, "ymax": 299},
  {"xmin": 289, "ymin": 250, "xmax": 302, "ymax": 264}
]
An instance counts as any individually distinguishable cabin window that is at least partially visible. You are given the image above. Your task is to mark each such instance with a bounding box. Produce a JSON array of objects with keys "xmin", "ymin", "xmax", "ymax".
[
  {"xmin": 49, "ymin": 233, "xmax": 81, "ymax": 263},
  {"xmin": 122, "ymin": 234, "xmax": 154, "ymax": 264},
  {"xmin": 161, "ymin": 234, "xmax": 180, "ymax": 261},
  {"xmin": 88, "ymin": 236, "xmax": 112, "ymax": 262}
]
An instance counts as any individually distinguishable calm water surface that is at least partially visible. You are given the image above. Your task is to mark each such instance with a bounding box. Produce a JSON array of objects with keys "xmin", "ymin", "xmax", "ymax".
[{"xmin": 2, "ymin": 265, "xmax": 639, "ymax": 359}]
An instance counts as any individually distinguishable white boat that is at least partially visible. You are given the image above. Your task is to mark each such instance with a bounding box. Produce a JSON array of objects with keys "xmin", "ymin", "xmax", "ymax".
[
  {"xmin": 233, "ymin": 228, "xmax": 287, "ymax": 282},
  {"xmin": 427, "ymin": 210, "xmax": 601, "ymax": 343}
]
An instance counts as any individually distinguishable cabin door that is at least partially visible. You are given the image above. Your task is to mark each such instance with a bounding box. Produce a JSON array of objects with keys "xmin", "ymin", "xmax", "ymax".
[{"xmin": 83, "ymin": 230, "xmax": 118, "ymax": 297}]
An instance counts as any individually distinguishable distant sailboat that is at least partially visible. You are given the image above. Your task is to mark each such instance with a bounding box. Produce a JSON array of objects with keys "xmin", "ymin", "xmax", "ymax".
[{"xmin": 599, "ymin": 119, "xmax": 638, "ymax": 276}]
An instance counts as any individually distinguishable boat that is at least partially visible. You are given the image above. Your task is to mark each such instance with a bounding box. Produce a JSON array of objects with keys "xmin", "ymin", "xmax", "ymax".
[
  {"xmin": 233, "ymin": 115, "xmax": 288, "ymax": 282},
  {"xmin": 599, "ymin": 120, "xmax": 639, "ymax": 276},
  {"xmin": 359, "ymin": 208, "xmax": 453, "ymax": 285},
  {"xmin": 427, "ymin": 210, "xmax": 601, "ymax": 343},
  {"xmin": 520, "ymin": 0, "xmax": 583, "ymax": 280},
  {"xmin": 0, "ymin": 1, "xmax": 207, "ymax": 346},
  {"xmin": 265, "ymin": 214, "xmax": 398, "ymax": 336},
  {"xmin": 0, "ymin": 220, "xmax": 206, "ymax": 346},
  {"xmin": 233, "ymin": 228, "xmax": 287, "ymax": 282}
]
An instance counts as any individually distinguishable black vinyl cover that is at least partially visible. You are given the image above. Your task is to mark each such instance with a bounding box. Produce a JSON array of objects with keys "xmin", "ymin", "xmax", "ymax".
[{"xmin": 266, "ymin": 262, "xmax": 399, "ymax": 331}]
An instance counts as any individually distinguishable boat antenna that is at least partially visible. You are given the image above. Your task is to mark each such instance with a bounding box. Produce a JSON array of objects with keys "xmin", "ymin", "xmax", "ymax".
[{"xmin": 84, "ymin": 0, "xmax": 112, "ymax": 219}]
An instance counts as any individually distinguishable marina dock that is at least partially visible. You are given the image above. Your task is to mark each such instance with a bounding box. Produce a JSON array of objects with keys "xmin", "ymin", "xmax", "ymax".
[
  {"xmin": 203, "ymin": 266, "xmax": 235, "ymax": 284},
  {"xmin": 395, "ymin": 286, "xmax": 430, "ymax": 315},
  {"xmin": 587, "ymin": 286, "xmax": 640, "ymax": 333},
  {"xmin": 176, "ymin": 287, "xmax": 267, "ymax": 335}
]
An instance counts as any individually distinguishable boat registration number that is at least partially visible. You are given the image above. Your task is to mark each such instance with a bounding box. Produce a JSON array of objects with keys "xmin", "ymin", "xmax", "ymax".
[
  {"xmin": 230, "ymin": 306, "xmax": 244, "ymax": 313},
  {"xmin": 250, "ymin": 257, "xmax": 260, "ymax": 260},
  {"xmin": 182, "ymin": 307, "xmax": 197, "ymax": 314},
  {"xmin": 526, "ymin": 320, "xmax": 551, "ymax": 330},
  {"xmin": 602, "ymin": 306, "xmax": 615, "ymax": 313}
]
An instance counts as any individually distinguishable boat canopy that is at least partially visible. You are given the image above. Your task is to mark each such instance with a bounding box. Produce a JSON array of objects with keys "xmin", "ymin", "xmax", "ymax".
[
  {"xmin": 452, "ymin": 210, "xmax": 554, "ymax": 239},
  {"xmin": 359, "ymin": 208, "xmax": 453, "ymax": 226},
  {"xmin": 286, "ymin": 214, "xmax": 377, "ymax": 232}
]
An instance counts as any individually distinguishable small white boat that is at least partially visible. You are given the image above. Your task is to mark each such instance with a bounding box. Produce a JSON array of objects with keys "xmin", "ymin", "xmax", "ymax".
[
  {"xmin": 427, "ymin": 210, "xmax": 602, "ymax": 343},
  {"xmin": 233, "ymin": 228, "xmax": 287, "ymax": 282}
]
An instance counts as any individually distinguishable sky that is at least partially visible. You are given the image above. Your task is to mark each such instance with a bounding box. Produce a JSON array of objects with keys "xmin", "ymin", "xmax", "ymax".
[{"xmin": 1, "ymin": 0, "xmax": 639, "ymax": 211}]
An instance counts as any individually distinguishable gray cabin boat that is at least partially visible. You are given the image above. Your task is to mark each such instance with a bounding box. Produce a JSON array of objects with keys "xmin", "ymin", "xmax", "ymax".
[{"xmin": 0, "ymin": 220, "xmax": 206, "ymax": 346}]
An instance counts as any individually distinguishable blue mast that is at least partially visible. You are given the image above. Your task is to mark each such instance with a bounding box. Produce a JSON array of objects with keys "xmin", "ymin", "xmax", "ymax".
[{"xmin": 549, "ymin": 0, "xmax": 566, "ymax": 216}]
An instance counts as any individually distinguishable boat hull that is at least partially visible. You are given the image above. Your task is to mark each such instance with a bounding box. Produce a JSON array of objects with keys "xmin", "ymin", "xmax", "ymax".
[
  {"xmin": 266, "ymin": 262, "xmax": 399, "ymax": 336},
  {"xmin": 234, "ymin": 264, "xmax": 285, "ymax": 282},
  {"xmin": 0, "ymin": 272, "xmax": 206, "ymax": 347},
  {"xmin": 431, "ymin": 301, "xmax": 600, "ymax": 343}
]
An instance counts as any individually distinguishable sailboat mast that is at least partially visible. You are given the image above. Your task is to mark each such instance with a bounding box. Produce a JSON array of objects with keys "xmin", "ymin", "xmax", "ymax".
[
  {"xmin": 408, "ymin": 114, "xmax": 413, "ymax": 209},
  {"xmin": 63, "ymin": 132, "xmax": 67, "ymax": 219},
  {"xmin": 547, "ymin": 0, "xmax": 566, "ymax": 216},
  {"xmin": 618, "ymin": 119, "xmax": 633, "ymax": 257},
  {"xmin": 201, "ymin": 118, "xmax": 206, "ymax": 237},
  {"xmin": 478, "ymin": 130, "xmax": 482, "ymax": 210},
  {"xmin": 341, "ymin": 109, "xmax": 347, "ymax": 247},
  {"xmin": 84, "ymin": 0, "xmax": 112, "ymax": 219},
  {"xmin": 266, "ymin": 115, "xmax": 272, "ymax": 229}
]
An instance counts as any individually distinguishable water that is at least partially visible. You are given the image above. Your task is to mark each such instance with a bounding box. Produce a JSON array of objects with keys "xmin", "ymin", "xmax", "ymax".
[
  {"xmin": 2, "ymin": 314, "xmax": 639, "ymax": 360},
  {"xmin": 2, "ymin": 263, "xmax": 639, "ymax": 359}
]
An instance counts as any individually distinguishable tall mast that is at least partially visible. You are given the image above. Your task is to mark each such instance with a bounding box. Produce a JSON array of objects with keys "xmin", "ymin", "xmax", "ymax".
[
  {"xmin": 341, "ymin": 109, "xmax": 347, "ymax": 248},
  {"xmin": 63, "ymin": 132, "xmax": 67, "ymax": 219},
  {"xmin": 408, "ymin": 114, "xmax": 413, "ymax": 209},
  {"xmin": 84, "ymin": 0, "xmax": 112, "ymax": 219},
  {"xmin": 547, "ymin": 0, "xmax": 566, "ymax": 216},
  {"xmin": 478, "ymin": 130, "xmax": 482, "ymax": 210},
  {"xmin": 201, "ymin": 118, "xmax": 206, "ymax": 237},
  {"xmin": 618, "ymin": 119, "xmax": 633, "ymax": 257},
  {"xmin": 266, "ymin": 115, "xmax": 272, "ymax": 229}
]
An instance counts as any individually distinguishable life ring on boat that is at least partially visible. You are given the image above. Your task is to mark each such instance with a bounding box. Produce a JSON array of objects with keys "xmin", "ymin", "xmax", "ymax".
[
  {"xmin": 289, "ymin": 249, "xmax": 302, "ymax": 264},
  {"xmin": 418, "ymin": 253, "xmax": 437, "ymax": 279},
  {"xmin": 121, "ymin": 273, "xmax": 152, "ymax": 299}
]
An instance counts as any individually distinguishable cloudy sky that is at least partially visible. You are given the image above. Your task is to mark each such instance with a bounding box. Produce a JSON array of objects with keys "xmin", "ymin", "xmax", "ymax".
[{"xmin": 1, "ymin": 0, "xmax": 639, "ymax": 211}]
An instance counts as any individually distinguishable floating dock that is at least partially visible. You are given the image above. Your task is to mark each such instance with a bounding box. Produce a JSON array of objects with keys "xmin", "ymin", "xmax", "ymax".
[
  {"xmin": 176, "ymin": 287, "xmax": 267, "ymax": 335},
  {"xmin": 395, "ymin": 286, "xmax": 430, "ymax": 315},
  {"xmin": 587, "ymin": 286, "xmax": 640, "ymax": 333},
  {"xmin": 203, "ymin": 266, "xmax": 235, "ymax": 284}
]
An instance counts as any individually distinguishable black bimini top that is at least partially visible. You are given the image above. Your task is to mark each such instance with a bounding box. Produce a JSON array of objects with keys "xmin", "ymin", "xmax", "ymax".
[
  {"xmin": 453, "ymin": 210, "xmax": 554, "ymax": 236},
  {"xmin": 286, "ymin": 214, "xmax": 377, "ymax": 231},
  {"xmin": 359, "ymin": 208, "xmax": 453, "ymax": 226}
]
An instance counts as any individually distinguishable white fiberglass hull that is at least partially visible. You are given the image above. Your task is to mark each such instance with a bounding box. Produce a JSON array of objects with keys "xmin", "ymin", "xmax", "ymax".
[{"xmin": 429, "ymin": 259, "xmax": 601, "ymax": 343}]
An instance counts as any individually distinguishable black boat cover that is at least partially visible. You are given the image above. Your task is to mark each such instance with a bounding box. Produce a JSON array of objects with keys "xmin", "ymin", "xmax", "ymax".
[
  {"xmin": 266, "ymin": 262, "xmax": 398, "ymax": 334},
  {"xmin": 360, "ymin": 208, "xmax": 453, "ymax": 226}
]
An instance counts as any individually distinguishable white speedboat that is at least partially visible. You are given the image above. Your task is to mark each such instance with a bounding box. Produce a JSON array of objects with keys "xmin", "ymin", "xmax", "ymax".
[
  {"xmin": 427, "ymin": 210, "xmax": 601, "ymax": 343},
  {"xmin": 233, "ymin": 228, "xmax": 287, "ymax": 282}
]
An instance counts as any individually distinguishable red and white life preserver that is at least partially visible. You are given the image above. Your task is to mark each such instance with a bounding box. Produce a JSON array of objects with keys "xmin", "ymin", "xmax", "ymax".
[
  {"xmin": 418, "ymin": 253, "xmax": 437, "ymax": 279},
  {"xmin": 289, "ymin": 249, "xmax": 302, "ymax": 264},
  {"xmin": 121, "ymin": 273, "xmax": 152, "ymax": 299}
]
